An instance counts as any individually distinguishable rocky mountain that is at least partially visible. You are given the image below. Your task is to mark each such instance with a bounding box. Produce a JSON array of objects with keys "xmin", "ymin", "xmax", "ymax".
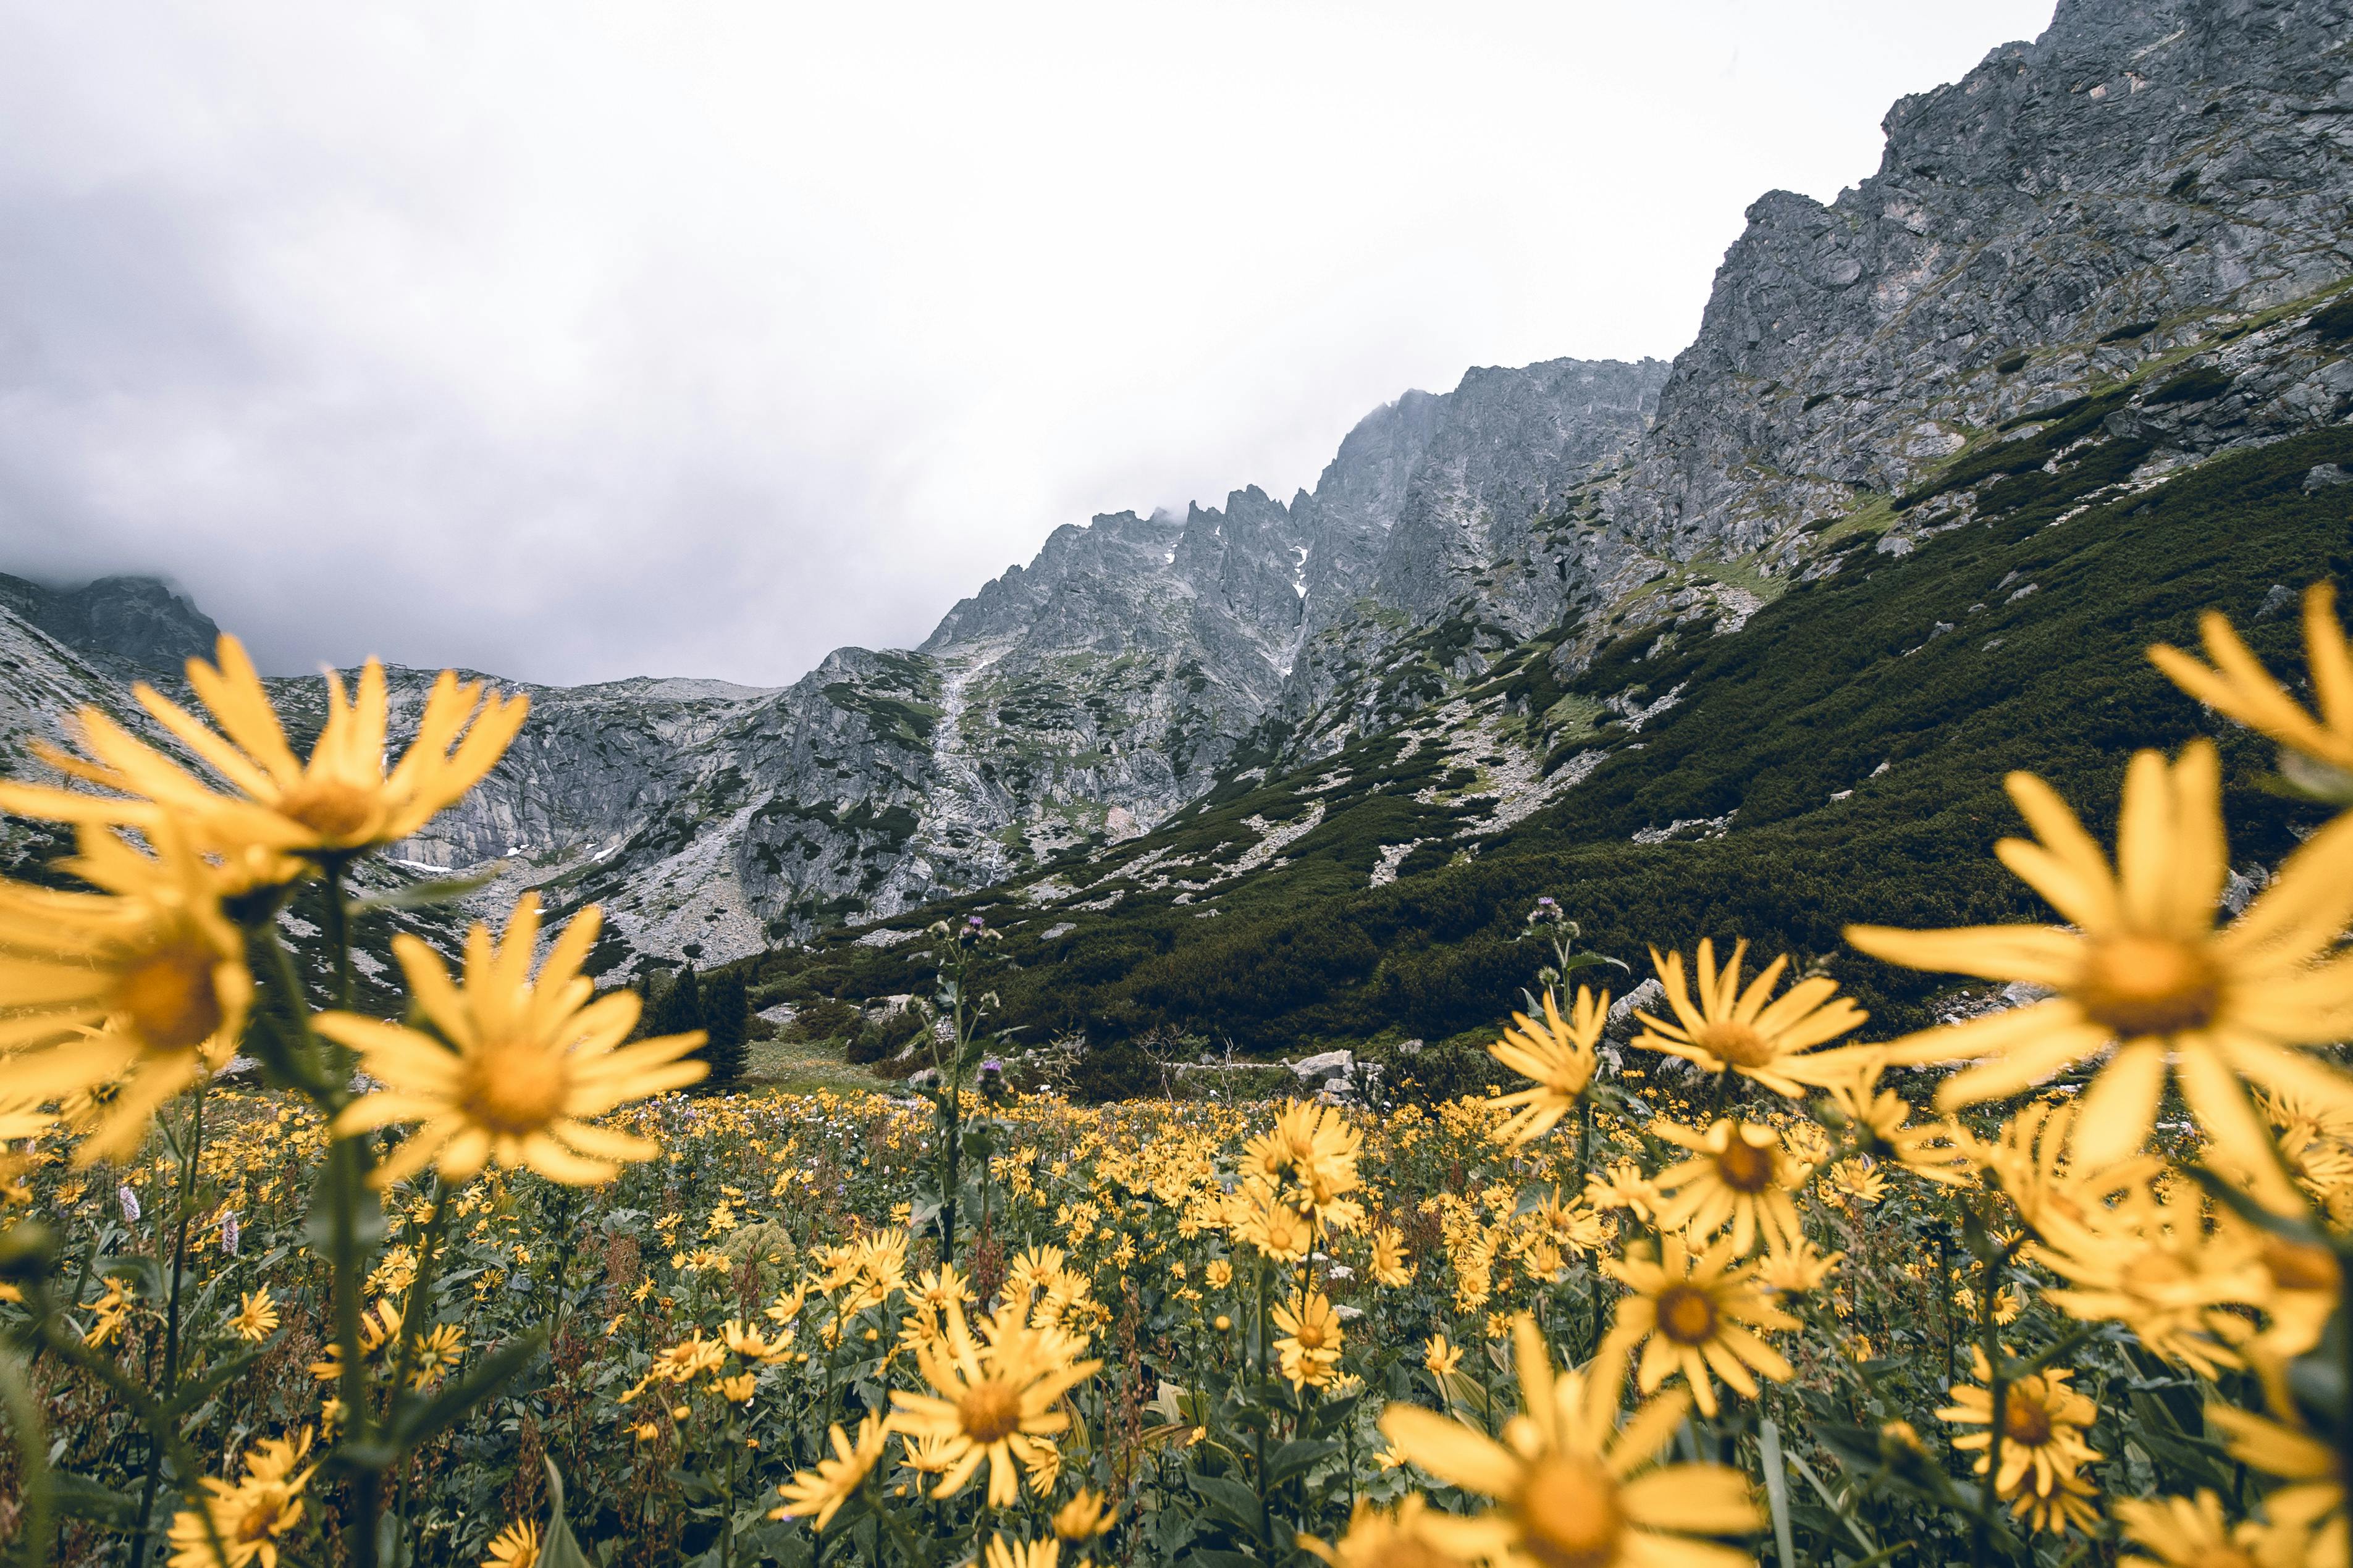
[
  {"xmin": 6, "ymin": 0, "xmax": 2351, "ymax": 987},
  {"xmin": 0, "ymin": 572, "xmax": 219, "ymax": 671}
]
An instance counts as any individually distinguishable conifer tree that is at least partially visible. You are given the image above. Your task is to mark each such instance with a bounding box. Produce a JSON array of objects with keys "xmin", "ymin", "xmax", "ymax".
[
  {"xmin": 699, "ymin": 968, "xmax": 750, "ymax": 1088},
  {"xmin": 645, "ymin": 963, "xmax": 703, "ymax": 1047}
]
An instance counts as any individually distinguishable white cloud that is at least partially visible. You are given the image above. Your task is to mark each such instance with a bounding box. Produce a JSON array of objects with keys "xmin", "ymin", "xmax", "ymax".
[{"xmin": 0, "ymin": 0, "xmax": 2054, "ymax": 685}]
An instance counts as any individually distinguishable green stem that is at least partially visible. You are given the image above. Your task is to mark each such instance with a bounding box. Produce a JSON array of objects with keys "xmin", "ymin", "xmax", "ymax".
[{"xmin": 130, "ymin": 1084, "xmax": 209, "ymax": 1567}]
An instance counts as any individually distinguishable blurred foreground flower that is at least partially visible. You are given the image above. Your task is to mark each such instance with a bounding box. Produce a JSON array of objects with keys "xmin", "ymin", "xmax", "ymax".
[
  {"xmin": 0, "ymin": 633, "xmax": 526, "ymax": 860},
  {"xmin": 1849, "ymin": 742, "xmax": 2353, "ymax": 1205},
  {"xmin": 2152, "ymin": 581, "xmax": 2353, "ymax": 797},
  {"xmin": 0, "ymin": 823, "xmax": 250, "ymax": 1161}
]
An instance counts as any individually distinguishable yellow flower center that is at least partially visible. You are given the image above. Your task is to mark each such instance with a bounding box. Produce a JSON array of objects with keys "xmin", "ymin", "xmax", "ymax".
[
  {"xmin": 230, "ymin": 1488, "xmax": 293, "ymax": 1543},
  {"xmin": 1655, "ymin": 1283, "xmax": 1719, "ymax": 1346},
  {"xmin": 112, "ymin": 943, "xmax": 224, "ymax": 1054},
  {"xmin": 2077, "ymin": 934, "xmax": 2219, "ymax": 1038},
  {"xmin": 1712, "ymin": 1133, "xmax": 1778, "ymax": 1194},
  {"xmin": 1516, "ymin": 1454, "xmax": 1625, "ymax": 1568},
  {"xmin": 1693, "ymin": 1018, "xmax": 1776, "ymax": 1068},
  {"xmin": 958, "ymin": 1377, "xmax": 1024, "ymax": 1444},
  {"xmin": 2000, "ymin": 1384, "xmax": 2056, "ymax": 1448},
  {"xmin": 279, "ymin": 777, "xmax": 381, "ymax": 842},
  {"xmin": 463, "ymin": 1039, "xmax": 571, "ymax": 1136},
  {"xmin": 1292, "ymin": 1318, "xmax": 1331, "ymax": 1352}
]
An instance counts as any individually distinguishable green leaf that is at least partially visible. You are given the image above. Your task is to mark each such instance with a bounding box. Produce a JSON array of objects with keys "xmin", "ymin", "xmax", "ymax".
[
  {"xmin": 163, "ymin": 1345, "xmax": 273, "ymax": 1422},
  {"xmin": 1265, "ymin": 1438, "xmax": 1338, "ymax": 1486},
  {"xmin": 45, "ymin": 1470, "xmax": 138, "ymax": 1529},
  {"xmin": 347, "ymin": 872, "xmax": 499, "ymax": 913},
  {"xmin": 1189, "ymin": 1474, "xmax": 1267, "ymax": 1542},
  {"xmin": 1757, "ymin": 1418, "xmax": 1795, "ymax": 1568},
  {"xmin": 542, "ymin": 1457, "xmax": 597, "ymax": 1568},
  {"xmin": 386, "ymin": 1332, "xmax": 544, "ymax": 1452}
]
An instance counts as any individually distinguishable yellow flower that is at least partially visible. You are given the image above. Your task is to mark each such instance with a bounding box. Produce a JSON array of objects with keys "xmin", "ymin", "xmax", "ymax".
[
  {"xmin": 1239, "ymin": 1101, "xmax": 1365, "ymax": 1233},
  {"xmin": 1272, "ymin": 1289, "xmax": 1344, "ymax": 1390},
  {"xmin": 1585, "ymin": 1159, "xmax": 1661, "ymax": 1223},
  {"xmin": 1977, "ymin": 1101, "xmax": 2158, "ymax": 1240},
  {"xmin": 1755, "ymin": 1239, "xmax": 1843, "ymax": 1298},
  {"xmin": 1423, "ymin": 1334, "xmax": 1465, "ymax": 1376},
  {"xmin": 715, "ymin": 1372, "xmax": 757, "ymax": 1404},
  {"xmin": 773, "ymin": 1412, "xmax": 885, "ymax": 1531},
  {"xmin": 321, "ymin": 895, "xmax": 707, "ymax": 1188},
  {"xmin": 1228, "ymin": 1180, "xmax": 1316, "ymax": 1262},
  {"xmin": 2207, "ymin": 1405, "xmax": 2347, "ymax": 1568},
  {"xmin": 166, "ymin": 1428, "xmax": 318, "ymax": 1568},
  {"xmin": 1649, "ymin": 1118, "xmax": 1809, "ymax": 1257},
  {"xmin": 1486, "ymin": 986, "xmax": 1606, "ymax": 1146},
  {"xmin": 1633, "ymin": 939, "xmax": 1865, "ymax": 1094},
  {"xmin": 1300, "ymin": 1495, "xmax": 1474, "ymax": 1568},
  {"xmin": 1204, "ymin": 1259, "xmax": 1234, "ymax": 1291},
  {"xmin": 2116, "ymin": 1489, "xmax": 2304, "ymax": 1568},
  {"xmin": 978, "ymin": 1535, "xmax": 1059, "ymax": 1568},
  {"xmin": 1379, "ymin": 1315, "xmax": 1759, "ymax": 1568},
  {"xmin": 1815, "ymin": 1051, "xmax": 1977, "ymax": 1187},
  {"xmin": 1936, "ymin": 1348, "xmax": 2102, "ymax": 1507},
  {"xmin": 0, "ymin": 633, "xmax": 526, "ymax": 858},
  {"xmin": 229, "ymin": 1288, "xmax": 279, "ymax": 1343},
  {"xmin": 2151, "ymin": 581, "xmax": 2353, "ymax": 790},
  {"xmin": 482, "ymin": 1519, "xmax": 541, "ymax": 1568},
  {"xmin": 887, "ymin": 1298, "xmax": 1101, "ymax": 1506},
  {"xmin": 2031, "ymin": 1177, "xmax": 2267, "ymax": 1378},
  {"xmin": 1825, "ymin": 1158, "xmax": 1887, "ymax": 1206},
  {"xmin": 1849, "ymin": 743, "xmax": 2353, "ymax": 1205},
  {"xmin": 1052, "ymin": 1488, "xmax": 1116, "ymax": 1541},
  {"xmin": 0, "ymin": 824, "xmax": 251, "ymax": 1162},
  {"xmin": 1603, "ymin": 1234, "xmax": 1796, "ymax": 1417},
  {"xmin": 652, "ymin": 1335, "xmax": 726, "ymax": 1384},
  {"xmin": 1368, "ymin": 1225, "xmax": 1413, "ymax": 1287}
]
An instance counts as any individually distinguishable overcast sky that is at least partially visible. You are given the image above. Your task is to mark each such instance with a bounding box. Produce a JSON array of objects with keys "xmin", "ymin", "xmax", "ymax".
[{"xmin": 0, "ymin": 2, "xmax": 2055, "ymax": 688}]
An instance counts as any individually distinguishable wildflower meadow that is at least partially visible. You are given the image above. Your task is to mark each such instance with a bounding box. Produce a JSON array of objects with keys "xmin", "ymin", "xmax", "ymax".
[{"xmin": 4, "ymin": 589, "xmax": 2353, "ymax": 1568}]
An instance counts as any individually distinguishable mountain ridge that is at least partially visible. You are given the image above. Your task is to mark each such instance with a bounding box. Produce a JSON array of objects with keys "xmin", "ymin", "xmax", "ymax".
[{"xmin": 6, "ymin": 0, "xmax": 2350, "ymax": 996}]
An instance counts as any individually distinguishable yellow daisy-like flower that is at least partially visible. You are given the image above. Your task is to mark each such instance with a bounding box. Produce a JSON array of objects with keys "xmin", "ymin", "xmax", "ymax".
[
  {"xmin": 1754, "ymin": 1239, "xmax": 1843, "ymax": 1298},
  {"xmin": 1602, "ymin": 1234, "xmax": 1797, "ymax": 1417},
  {"xmin": 2151, "ymin": 581, "xmax": 2353, "ymax": 791},
  {"xmin": 1424, "ymin": 1334, "xmax": 1465, "ymax": 1377},
  {"xmin": 1052, "ymin": 1488, "xmax": 1116, "ymax": 1541},
  {"xmin": 773, "ymin": 1412, "xmax": 885, "ymax": 1532},
  {"xmin": 978, "ymin": 1535, "xmax": 1059, "ymax": 1568},
  {"xmin": 1936, "ymin": 1348, "xmax": 2102, "ymax": 1507},
  {"xmin": 2031, "ymin": 1177, "xmax": 2267, "ymax": 1378},
  {"xmin": 886, "ymin": 1299, "xmax": 1101, "ymax": 1506},
  {"xmin": 229, "ymin": 1288, "xmax": 280, "ymax": 1343},
  {"xmin": 0, "ymin": 632, "xmax": 527, "ymax": 859},
  {"xmin": 482, "ymin": 1519, "xmax": 541, "ymax": 1568},
  {"xmin": 0, "ymin": 824, "xmax": 250, "ymax": 1163},
  {"xmin": 1273, "ymin": 1289, "xmax": 1344, "ymax": 1390},
  {"xmin": 320, "ymin": 894, "xmax": 707, "ymax": 1188},
  {"xmin": 1368, "ymin": 1225, "xmax": 1413, "ymax": 1287},
  {"xmin": 2207, "ymin": 1405, "xmax": 2347, "ymax": 1568},
  {"xmin": 1379, "ymin": 1315, "xmax": 1759, "ymax": 1568},
  {"xmin": 1633, "ymin": 939, "xmax": 1866, "ymax": 1095},
  {"xmin": 1815, "ymin": 1051, "xmax": 1979, "ymax": 1187},
  {"xmin": 1486, "ymin": 986, "xmax": 1606, "ymax": 1146},
  {"xmin": 166, "ymin": 1428, "xmax": 318, "ymax": 1568},
  {"xmin": 1585, "ymin": 1159, "xmax": 1661, "ymax": 1223},
  {"xmin": 1227, "ymin": 1179, "xmax": 1316, "ymax": 1262},
  {"xmin": 1826, "ymin": 1158, "xmax": 1887, "ymax": 1206},
  {"xmin": 1300, "ymin": 1495, "xmax": 1474, "ymax": 1568},
  {"xmin": 1649, "ymin": 1118, "xmax": 1810, "ymax": 1257},
  {"xmin": 1850, "ymin": 742, "xmax": 2353, "ymax": 1204},
  {"xmin": 2116, "ymin": 1489, "xmax": 2303, "ymax": 1568}
]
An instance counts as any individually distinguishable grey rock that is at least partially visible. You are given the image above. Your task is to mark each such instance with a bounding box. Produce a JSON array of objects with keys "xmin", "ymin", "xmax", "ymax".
[
  {"xmin": 0, "ymin": 572, "xmax": 219, "ymax": 671},
  {"xmin": 2305, "ymin": 464, "xmax": 2353, "ymax": 491},
  {"xmin": 2257, "ymin": 584, "xmax": 2300, "ymax": 620}
]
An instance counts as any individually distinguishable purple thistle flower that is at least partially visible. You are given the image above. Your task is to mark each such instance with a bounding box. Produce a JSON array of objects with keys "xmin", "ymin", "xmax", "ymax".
[
  {"xmin": 221, "ymin": 1210, "xmax": 240, "ymax": 1256},
  {"xmin": 117, "ymin": 1184, "xmax": 140, "ymax": 1224}
]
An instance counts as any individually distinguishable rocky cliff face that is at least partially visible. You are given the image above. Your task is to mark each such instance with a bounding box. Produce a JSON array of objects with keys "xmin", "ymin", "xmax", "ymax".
[
  {"xmin": 6, "ymin": 0, "xmax": 2349, "ymax": 975},
  {"xmin": 1602, "ymin": 0, "xmax": 2353, "ymax": 563},
  {"xmin": 0, "ymin": 573, "xmax": 220, "ymax": 671}
]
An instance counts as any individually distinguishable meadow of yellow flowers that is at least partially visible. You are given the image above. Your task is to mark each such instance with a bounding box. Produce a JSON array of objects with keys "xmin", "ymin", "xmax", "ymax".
[{"xmin": 3, "ymin": 589, "xmax": 2353, "ymax": 1568}]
